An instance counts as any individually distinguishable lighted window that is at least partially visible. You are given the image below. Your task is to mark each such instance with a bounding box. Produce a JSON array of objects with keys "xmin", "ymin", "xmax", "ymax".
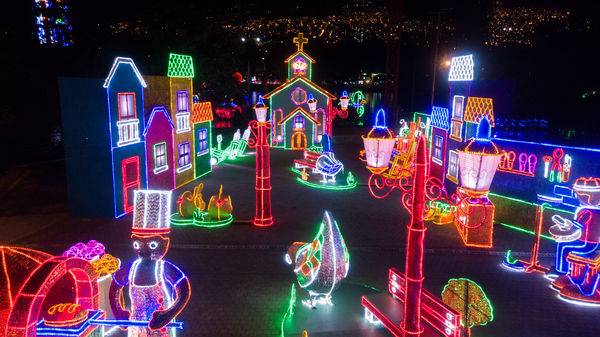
[
  {"xmin": 292, "ymin": 57, "xmax": 307, "ymax": 75},
  {"xmin": 291, "ymin": 88, "xmax": 307, "ymax": 105},
  {"xmin": 447, "ymin": 150, "xmax": 459, "ymax": 182},
  {"xmin": 450, "ymin": 120, "xmax": 463, "ymax": 141},
  {"xmin": 153, "ymin": 142, "xmax": 167, "ymax": 173},
  {"xmin": 433, "ymin": 135, "xmax": 443, "ymax": 164},
  {"xmin": 294, "ymin": 115, "xmax": 305, "ymax": 130},
  {"xmin": 197, "ymin": 128, "xmax": 208, "ymax": 155},
  {"xmin": 177, "ymin": 142, "xmax": 191, "ymax": 172},
  {"xmin": 452, "ymin": 95, "xmax": 464, "ymax": 119},
  {"xmin": 118, "ymin": 93, "xmax": 136, "ymax": 120},
  {"xmin": 177, "ymin": 91, "xmax": 189, "ymax": 112}
]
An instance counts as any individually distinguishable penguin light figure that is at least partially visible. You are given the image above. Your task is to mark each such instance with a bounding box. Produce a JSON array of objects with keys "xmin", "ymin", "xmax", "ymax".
[
  {"xmin": 285, "ymin": 211, "xmax": 349, "ymax": 308},
  {"xmin": 315, "ymin": 135, "xmax": 344, "ymax": 183}
]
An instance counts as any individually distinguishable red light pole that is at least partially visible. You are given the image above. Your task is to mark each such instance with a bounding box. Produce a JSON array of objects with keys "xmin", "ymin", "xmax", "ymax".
[
  {"xmin": 251, "ymin": 96, "xmax": 273, "ymax": 227},
  {"xmin": 402, "ymin": 136, "xmax": 427, "ymax": 335}
]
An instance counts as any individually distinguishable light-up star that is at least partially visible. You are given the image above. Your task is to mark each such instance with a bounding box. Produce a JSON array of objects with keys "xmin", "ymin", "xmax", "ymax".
[{"xmin": 293, "ymin": 33, "xmax": 308, "ymax": 51}]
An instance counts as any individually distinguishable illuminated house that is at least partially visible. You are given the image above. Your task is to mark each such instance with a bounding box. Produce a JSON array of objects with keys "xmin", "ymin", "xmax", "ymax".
[
  {"xmin": 143, "ymin": 106, "xmax": 176, "ymax": 190},
  {"xmin": 144, "ymin": 53, "xmax": 196, "ymax": 188},
  {"xmin": 190, "ymin": 102, "xmax": 213, "ymax": 178},
  {"xmin": 60, "ymin": 55, "xmax": 213, "ymax": 219},
  {"xmin": 59, "ymin": 57, "xmax": 148, "ymax": 218},
  {"xmin": 263, "ymin": 33, "xmax": 336, "ymax": 150}
]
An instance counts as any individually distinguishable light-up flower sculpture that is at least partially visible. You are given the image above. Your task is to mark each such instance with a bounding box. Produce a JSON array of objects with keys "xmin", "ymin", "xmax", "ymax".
[
  {"xmin": 339, "ymin": 90, "xmax": 350, "ymax": 110},
  {"xmin": 362, "ymin": 108, "xmax": 396, "ymax": 173}
]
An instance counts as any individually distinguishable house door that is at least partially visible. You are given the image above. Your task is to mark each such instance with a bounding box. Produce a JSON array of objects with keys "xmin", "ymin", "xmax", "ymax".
[
  {"xmin": 121, "ymin": 156, "xmax": 140, "ymax": 213},
  {"xmin": 291, "ymin": 132, "xmax": 307, "ymax": 150}
]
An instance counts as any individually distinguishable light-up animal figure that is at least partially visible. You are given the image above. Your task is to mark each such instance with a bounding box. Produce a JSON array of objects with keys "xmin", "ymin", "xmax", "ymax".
[
  {"xmin": 284, "ymin": 211, "xmax": 349, "ymax": 308},
  {"xmin": 315, "ymin": 134, "xmax": 344, "ymax": 182},
  {"xmin": 110, "ymin": 191, "xmax": 190, "ymax": 336}
]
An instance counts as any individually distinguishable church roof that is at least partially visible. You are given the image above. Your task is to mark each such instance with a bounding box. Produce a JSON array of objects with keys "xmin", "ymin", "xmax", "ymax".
[
  {"xmin": 263, "ymin": 75, "xmax": 336, "ymax": 99},
  {"xmin": 278, "ymin": 107, "xmax": 320, "ymax": 125},
  {"xmin": 284, "ymin": 51, "xmax": 316, "ymax": 64},
  {"xmin": 464, "ymin": 97, "xmax": 494, "ymax": 126}
]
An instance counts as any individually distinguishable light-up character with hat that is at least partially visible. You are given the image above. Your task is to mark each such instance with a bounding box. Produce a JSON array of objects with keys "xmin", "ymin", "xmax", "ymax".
[{"xmin": 109, "ymin": 190, "xmax": 191, "ymax": 336}]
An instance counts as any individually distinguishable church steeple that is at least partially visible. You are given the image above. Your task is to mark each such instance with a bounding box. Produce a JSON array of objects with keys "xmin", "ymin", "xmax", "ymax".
[{"xmin": 285, "ymin": 33, "xmax": 315, "ymax": 81}]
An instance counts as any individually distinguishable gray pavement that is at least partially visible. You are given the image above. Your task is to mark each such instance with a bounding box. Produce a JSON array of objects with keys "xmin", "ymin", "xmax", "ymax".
[{"xmin": 1, "ymin": 127, "xmax": 599, "ymax": 337}]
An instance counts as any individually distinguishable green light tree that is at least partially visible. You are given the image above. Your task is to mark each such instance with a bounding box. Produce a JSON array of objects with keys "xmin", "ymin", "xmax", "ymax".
[{"xmin": 441, "ymin": 278, "xmax": 494, "ymax": 337}]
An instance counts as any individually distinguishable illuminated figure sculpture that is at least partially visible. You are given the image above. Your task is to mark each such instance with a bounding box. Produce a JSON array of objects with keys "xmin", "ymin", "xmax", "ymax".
[
  {"xmin": 284, "ymin": 211, "xmax": 349, "ymax": 308},
  {"xmin": 549, "ymin": 177, "xmax": 600, "ymax": 303},
  {"xmin": 110, "ymin": 190, "xmax": 191, "ymax": 336},
  {"xmin": 315, "ymin": 135, "xmax": 344, "ymax": 182}
]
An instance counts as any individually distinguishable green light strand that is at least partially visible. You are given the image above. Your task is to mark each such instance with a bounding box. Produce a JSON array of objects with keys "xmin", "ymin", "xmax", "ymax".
[{"xmin": 498, "ymin": 222, "xmax": 554, "ymax": 241}]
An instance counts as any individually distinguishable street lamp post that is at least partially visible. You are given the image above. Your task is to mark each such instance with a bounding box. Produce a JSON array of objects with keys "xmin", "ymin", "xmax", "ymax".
[{"xmin": 251, "ymin": 95, "xmax": 273, "ymax": 227}]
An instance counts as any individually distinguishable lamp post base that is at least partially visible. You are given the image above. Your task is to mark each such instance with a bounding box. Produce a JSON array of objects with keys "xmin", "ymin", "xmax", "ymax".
[{"xmin": 254, "ymin": 217, "xmax": 273, "ymax": 227}]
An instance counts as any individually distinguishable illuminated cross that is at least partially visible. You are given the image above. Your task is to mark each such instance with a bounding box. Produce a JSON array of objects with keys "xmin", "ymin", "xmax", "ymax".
[{"xmin": 293, "ymin": 33, "xmax": 308, "ymax": 51}]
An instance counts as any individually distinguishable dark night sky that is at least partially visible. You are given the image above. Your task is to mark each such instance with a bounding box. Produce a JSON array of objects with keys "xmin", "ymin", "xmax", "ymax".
[{"xmin": 1, "ymin": 0, "xmax": 600, "ymax": 151}]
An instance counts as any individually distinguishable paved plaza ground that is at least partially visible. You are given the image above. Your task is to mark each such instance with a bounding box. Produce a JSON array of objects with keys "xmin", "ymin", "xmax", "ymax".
[{"xmin": 1, "ymin": 127, "xmax": 598, "ymax": 337}]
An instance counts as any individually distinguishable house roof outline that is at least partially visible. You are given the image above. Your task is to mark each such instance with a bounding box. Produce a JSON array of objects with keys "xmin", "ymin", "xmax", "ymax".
[
  {"xmin": 263, "ymin": 75, "xmax": 336, "ymax": 99},
  {"xmin": 278, "ymin": 107, "xmax": 320, "ymax": 125},
  {"xmin": 464, "ymin": 97, "xmax": 494, "ymax": 126},
  {"xmin": 191, "ymin": 102, "xmax": 214, "ymax": 123},
  {"xmin": 448, "ymin": 54, "xmax": 474, "ymax": 82},
  {"xmin": 284, "ymin": 51, "xmax": 316, "ymax": 64},
  {"xmin": 430, "ymin": 106, "xmax": 450, "ymax": 131},
  {"xmin": 103, "ymin": 57, "xmax": 148, "ymax": 88},
  {"xmin": 167, "ymin": 53, "xmax": 194, "ymax": 78},
  {"xmin": 143, "ymin": 106, "xmax": 175, "ymax": 136}
]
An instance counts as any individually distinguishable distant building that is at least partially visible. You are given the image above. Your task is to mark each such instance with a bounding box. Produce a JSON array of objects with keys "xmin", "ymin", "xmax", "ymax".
[{"xmin": 32, "ymin": 0, "xmax": 72, "ymax": 46}]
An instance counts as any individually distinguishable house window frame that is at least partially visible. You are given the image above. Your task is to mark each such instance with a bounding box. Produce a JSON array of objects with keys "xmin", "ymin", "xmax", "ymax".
[
  {"xmin": 153, "ymin": 142, "xmax": 168, "ymax": 174},
  {"xmin": 176, "ymin": 91, "xmax": 189, "ymax": 112},
  {"xmin": 450, "ymin": 120, "xmax": 463, "ymax": 141},
  {"xmin": 293, "ymin": 114, "xmax": 305, "ymax": 131},
  {"xmin": 197, "ymin": 128, "xmax": 209, "ymax": 155},
  {"xmin": 291, "ymin": 87, "xmax": 308, "ymax": 105},
  {"xmin": 447, "ymin": 150, "xmax": 459, "ymax": 184},
  {"xmin": 117, "ymin": 92, "xmax": 136, "ymax": 120},
  {"xmin": 432, "ymin": 135, "xmax": 443, "ymax": 165},
  {"xmin": 177, "ymin": 142, "xmax": 192, "ymax": 173}
]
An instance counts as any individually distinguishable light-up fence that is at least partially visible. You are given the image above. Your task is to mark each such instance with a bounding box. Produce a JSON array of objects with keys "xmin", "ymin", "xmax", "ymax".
[{"xmin": 362, "ymin": 268, "xmax": 462, "ymax": 337}]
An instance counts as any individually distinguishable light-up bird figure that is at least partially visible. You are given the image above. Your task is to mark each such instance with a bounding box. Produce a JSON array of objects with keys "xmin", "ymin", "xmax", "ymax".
[
  {"xmin": 315, "ymin": 134, "xmax": 344, "ymax": 182},
  {"xmin": 284, "ymin": 211, "xmax": 349, "ymax": 308}
]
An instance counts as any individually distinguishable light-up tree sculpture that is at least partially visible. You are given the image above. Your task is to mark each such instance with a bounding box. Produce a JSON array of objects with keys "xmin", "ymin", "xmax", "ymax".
[{"xmin": 250, "ymin": 96, "xmax": 274, "ymax": 226}]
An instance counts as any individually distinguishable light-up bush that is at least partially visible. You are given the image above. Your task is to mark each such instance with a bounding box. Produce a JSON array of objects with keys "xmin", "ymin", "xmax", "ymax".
[
  {"xmin": 456, "ymin": 117, "xmax": 503, "ymax": 196},
  {"xmin": 254, "ymin": 95, "xmax": 268, "ymax": 122},
  {"xmin": 339, "ymin": 90, "xmax": 350, "ymax": 110},
  {"xmin": 362, "ymin": 108, "xmax": 396, "ymax": 173},
  {"xmin": 307, "ymin": 93, "xmax": 317, "ymax": 112}
]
